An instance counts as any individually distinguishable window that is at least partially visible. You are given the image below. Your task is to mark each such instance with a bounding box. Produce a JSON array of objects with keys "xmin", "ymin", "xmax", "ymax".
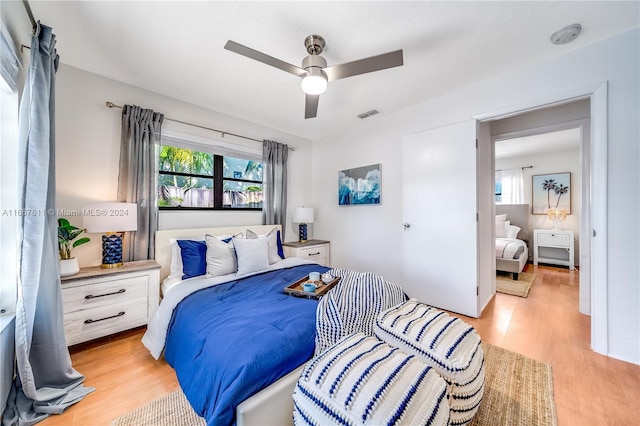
[
  {"xmin": 158, "ymin": 144, "xmax": 263, "ymax": 210},
  {"xmin": 495, "ymin": 168, "xmax": 524, "ymax": 204},
  {"xmin": 495, "ymin": 180, "xmax": 502, "ymax": 203},
  {"xmin": 0, "ymin": 29, "xmax": 21, "ymax": 313}
]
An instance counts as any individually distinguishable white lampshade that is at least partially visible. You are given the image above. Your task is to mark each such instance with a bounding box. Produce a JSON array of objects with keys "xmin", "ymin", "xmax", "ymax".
[
  {"xmin": 293, "ymin": 207, "xmax": 314, "ymax": 224},
  {"xmin": 301, "ymin": 73, "xmax": 327, "ymax": 95},
  {"xmin": 83, "ymin": 202, "xmax": 138, "ymax": 232}
]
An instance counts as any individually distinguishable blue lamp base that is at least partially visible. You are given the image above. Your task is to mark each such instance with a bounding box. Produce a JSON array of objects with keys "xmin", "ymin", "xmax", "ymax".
[
  {"xmin": 101, "ymin": 233, "xmax": 124, "ymax": 268},
  {"xmin": 298, "ymin": 223, "xmax": 308, "ymax": 243}
]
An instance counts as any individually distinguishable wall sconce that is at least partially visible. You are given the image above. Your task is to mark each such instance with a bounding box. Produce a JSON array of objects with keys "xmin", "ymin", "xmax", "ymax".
[
  {"xmin": 83, "ymin": 202, "xmax": 137, "ymax": 268},
  {"xmin": 547, "ymin": 208, "xmax": 567, "ymax": 230},
  {"xmin": 293, "ymin": 207, "xmax": 314, "ymax": 243}
]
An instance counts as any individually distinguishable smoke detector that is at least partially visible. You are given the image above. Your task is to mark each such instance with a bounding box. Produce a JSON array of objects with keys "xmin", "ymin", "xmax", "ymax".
[{"xmin": 551, "ymin": 24, "xmax": 582, "ymax": 45}]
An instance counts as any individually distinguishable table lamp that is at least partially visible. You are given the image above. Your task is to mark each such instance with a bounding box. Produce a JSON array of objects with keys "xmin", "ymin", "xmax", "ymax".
[
  {"xmin": 83, "ymin": 202, "xmax": 137, "ymax": 268},
  {"xmin": 547, "ymin": 208, "xmax": 567, "ymax": 230},
  {"xmin": 293, "ymin": 207, "xmax": 314, "ymax": 243}
]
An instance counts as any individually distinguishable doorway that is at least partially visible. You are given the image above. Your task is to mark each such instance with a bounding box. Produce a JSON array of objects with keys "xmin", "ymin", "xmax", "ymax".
[
  {"xmin": 475, "ymin": 84, "xmax": 608, "ymax": 355},
  {"xmin": 490, "ymin": 100, "xmax": 589, "ymax": 315}
]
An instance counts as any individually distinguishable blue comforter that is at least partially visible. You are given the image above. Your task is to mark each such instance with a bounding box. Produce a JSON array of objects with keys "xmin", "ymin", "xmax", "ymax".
[{"xmin": 164, "ymin": 264, "xmax": 329, "ymax": 426}]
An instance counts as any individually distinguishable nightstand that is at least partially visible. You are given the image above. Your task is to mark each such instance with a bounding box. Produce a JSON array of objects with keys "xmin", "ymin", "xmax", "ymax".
[
  {"xmin": 282, "ymin": 240, "xmax": 330, "ymax": 266},
  {"xmin": 533, "ymin": 229, "xmax": 574, "ymax": 270},
  {"xmin": 60, "ymin": 260, "xmax": 160, "ymax": 345}
]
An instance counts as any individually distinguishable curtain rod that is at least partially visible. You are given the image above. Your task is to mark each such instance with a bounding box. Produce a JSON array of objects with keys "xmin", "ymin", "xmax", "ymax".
[
  {"xmin": 22, "ymin": 0, "xmax": 36, "ymax": 33},
  {"xmin": 105, "ymin": 101, "xmax": 294, "ymax": 151},
  {"xmin": 496, "ymin": 165, "xmax": 533, "ymax": 172}
]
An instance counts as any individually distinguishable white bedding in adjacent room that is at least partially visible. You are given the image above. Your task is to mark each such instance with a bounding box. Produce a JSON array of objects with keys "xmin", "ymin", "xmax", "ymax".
[{"xmin": 496, "ymin": 237, "xmax": 527, "ymax": 260}]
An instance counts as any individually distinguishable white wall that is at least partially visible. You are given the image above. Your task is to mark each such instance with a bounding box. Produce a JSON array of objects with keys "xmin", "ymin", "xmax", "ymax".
[
  {"xmin": 312, "ymin": 29, "xmax": 639, "ymax": 364},
  {"xmin": 496, "ymin": 148, "xmax": 581, "ymax": 265},
  {"xmin": 55, "ymin": 64, "xmax": 312, "ymax": 267}
]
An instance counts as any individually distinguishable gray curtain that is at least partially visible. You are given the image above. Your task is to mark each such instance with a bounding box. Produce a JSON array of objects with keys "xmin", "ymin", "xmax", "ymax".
[
  {"xmin": 3, "ymin": 23, "xmax": 94, "ymax": 426},
  {"xmin": 117, "ymin": 105, "xmax": 164, "ymax": 261},
  {"xmin": 262, "ymin": 140, "xmax": 289, "ymax": 237}
]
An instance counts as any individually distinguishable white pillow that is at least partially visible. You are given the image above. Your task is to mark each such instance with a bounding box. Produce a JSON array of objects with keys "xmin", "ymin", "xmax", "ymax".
[
  {"xmin": 233, "ymin": 236, "xmax": 269, "ymax": 277},
  {"xmin": 495, "ymin": 220, "xmax": 507, "ymax": 238},
  {"xmin": 506, "ymin": 225, "xmax": 521, "ymax": 239},
  {"xmin": 205, "ymin": 234, "xmax": 238, "ymax": 277},
  {"xmin": 496, "ymin": 214, "xmax": 507, "ymax": 222},
  {"xmin": 246, "ymin": 228, "xmax": 280, "ymax": 264}
]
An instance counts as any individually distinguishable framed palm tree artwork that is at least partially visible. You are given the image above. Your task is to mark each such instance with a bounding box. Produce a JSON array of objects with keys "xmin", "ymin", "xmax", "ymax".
[{"xmin": 532, "ymin": 172, "xmax": 571, "ymax": 214}]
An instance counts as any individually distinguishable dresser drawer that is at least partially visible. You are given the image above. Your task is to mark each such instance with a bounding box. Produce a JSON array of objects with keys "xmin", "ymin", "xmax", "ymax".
[
  {"xmin": 298, "ymin": 245, "xmax": 328, "ymax": 262},
  {"xmin": 282, "ymin": 240, "xmax": 331, "ymax": 267},
  {"xmin": 62, "ymin": 274, "xmax": 149, "ymax": 314},
  {"xmin": 64, "ymin": 298, "xmax": 148, "ymax": 346},
  {"xmin": 537, "ymin": 232, "xmax": 571, "ymax": 246}
]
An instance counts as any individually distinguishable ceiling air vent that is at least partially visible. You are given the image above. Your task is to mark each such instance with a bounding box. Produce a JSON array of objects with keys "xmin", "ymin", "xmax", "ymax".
[{"xmin": 357, "ymin": 109, "xmax": 381, "ymax": 119}]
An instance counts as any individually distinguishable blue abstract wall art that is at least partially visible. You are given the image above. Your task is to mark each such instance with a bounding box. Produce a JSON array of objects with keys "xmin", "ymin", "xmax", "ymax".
[{"xmin": 338, "ymin": 164, "xmax": 381, "ymax": 205}]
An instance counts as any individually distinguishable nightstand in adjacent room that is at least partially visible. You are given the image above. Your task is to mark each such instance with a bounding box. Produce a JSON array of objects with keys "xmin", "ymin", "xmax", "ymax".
[
  {"xmin": 60, "ymin": 259, "xmax": 160, "ymax": 345},
  {"xmin": 282, "ymin": 240, "xmax": 331, "ymax": 267},
  {"xmin": 533, "ymin": 229, "xmax": 575, "ymax": 270}
]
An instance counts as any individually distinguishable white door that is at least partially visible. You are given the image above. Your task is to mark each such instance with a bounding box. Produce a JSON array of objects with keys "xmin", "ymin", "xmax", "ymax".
[{"xmin": 402, "ymin": 120, "xmax": 479, "ymax": 317}]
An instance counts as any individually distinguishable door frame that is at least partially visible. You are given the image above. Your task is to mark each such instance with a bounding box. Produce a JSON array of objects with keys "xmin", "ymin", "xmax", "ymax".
[{"xmin": 474, "ymin": 82, "xmax": 608, "ymax": 355}]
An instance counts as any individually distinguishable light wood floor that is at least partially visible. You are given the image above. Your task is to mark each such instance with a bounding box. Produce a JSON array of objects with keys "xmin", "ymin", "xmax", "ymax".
[{"xmin": 41, "ymin": 264, "xmax": 640, "ymax": 426}]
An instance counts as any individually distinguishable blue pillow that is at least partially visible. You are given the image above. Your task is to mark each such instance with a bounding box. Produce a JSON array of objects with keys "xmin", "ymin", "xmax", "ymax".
[
  {"xmin": 177, "ymin": 240, "xmax": 207, "ymax": 280},
  {"xmin": 276, "ymin": 230, "xmax": 285, "ymax": 259}
]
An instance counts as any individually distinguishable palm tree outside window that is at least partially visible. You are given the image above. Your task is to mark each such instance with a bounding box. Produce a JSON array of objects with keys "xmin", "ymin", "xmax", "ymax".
[{"xmin": 158, "ymin": 145, "xmax": 263, "ymax": 210}]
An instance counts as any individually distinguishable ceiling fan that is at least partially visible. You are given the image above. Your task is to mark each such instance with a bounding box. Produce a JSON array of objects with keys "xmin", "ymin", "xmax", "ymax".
[{"xmin": 224, "ymin": 35, "xmax": 404, "ymax": 119}]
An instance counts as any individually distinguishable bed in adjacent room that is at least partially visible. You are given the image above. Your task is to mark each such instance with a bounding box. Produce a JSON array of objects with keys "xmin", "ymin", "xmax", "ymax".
[
  {"xmin": 495, "ymin": 204, "xmax": 530, "ymax": 280},
  {"xmin": 142, "ymin": 225, "xmax": 327, "ymax": 426}
]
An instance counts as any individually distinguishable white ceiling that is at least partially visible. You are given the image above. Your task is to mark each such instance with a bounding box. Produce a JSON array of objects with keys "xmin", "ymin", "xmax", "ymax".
[
  {"xmin": 494, "ymin": 128, "xmax": 580, "ymax": 160},
  {"xmin": 29, "ymin": 1, "xmax": 639, "ymax": 141}
]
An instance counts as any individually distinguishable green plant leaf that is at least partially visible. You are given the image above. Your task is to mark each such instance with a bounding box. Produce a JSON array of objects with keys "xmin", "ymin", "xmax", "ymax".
[
  {"xmin": 72, "ymin": 237, "xmax": 91, "ymax": 248},
  {"xmin": 58, "ymin": 218, "xmax": 70, "ymax": 228},
  {"xmin": 59, "ymin": 228, "xmax": 70, "ymax": 240},
  {"xmin": 68, "ymin": 229, "xmax": 83, "ymax": 240}
]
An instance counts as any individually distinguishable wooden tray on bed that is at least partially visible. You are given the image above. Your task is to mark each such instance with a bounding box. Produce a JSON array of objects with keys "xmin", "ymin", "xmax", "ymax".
[{"xmin": 284, "ymin": 275, "xmax": 340, "ymax": 299}]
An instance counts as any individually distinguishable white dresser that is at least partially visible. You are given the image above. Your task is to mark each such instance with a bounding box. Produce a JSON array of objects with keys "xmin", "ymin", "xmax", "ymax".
[
  {"xmin": 60, "ymin": 260, "xmax": 160, "ymax": 345},
  {"xmin": 533, "ymin": 229, "xmax": 575, "ymax": 270},
  {"xmin": 282, "ymin": 240, "xmax": 330, "ymax": 266}
]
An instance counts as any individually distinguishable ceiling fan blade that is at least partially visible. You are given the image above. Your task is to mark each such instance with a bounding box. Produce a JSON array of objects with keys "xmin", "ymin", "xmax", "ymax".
[
  {"xmin": 224, "ymin": 40, "xmax": 306, "ymax": 77},
  {"xmin": 305, "ymin": 94, "xmax": 319, "ymax": 119},
  {"xmin": 323, "ymin": 49, "xmax": 403, "ymax": 81}
]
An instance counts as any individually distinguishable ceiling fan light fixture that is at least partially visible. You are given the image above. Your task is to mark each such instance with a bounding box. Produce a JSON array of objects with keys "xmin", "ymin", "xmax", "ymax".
[{"xmin": 301, "ymin": 70, "xmax": 327, "ymax": 95}]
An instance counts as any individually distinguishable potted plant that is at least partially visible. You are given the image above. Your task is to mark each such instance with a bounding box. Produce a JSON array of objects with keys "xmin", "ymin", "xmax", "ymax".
[{"xmin": 58, "ymin": 218, "xmax": 90, "ymax": 277}]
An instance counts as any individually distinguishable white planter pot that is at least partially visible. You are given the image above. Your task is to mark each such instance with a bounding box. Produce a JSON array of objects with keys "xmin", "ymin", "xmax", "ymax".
[{"xmin": 60, "ymin": 258, "xmax": 80, "ymax": 277}]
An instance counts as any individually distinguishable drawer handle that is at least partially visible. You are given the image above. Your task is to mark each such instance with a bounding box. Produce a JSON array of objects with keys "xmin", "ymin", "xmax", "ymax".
[
  {"xmin": 85, "ymin": 289, "xmax": 126, "ymax": 299},
  {"xmin": 308, "ymin": 252, "xmax": 321, "ymax": 256},
  {"xmin": 84, "ymin": 311, "xmax": 125, "ymax": 324}
]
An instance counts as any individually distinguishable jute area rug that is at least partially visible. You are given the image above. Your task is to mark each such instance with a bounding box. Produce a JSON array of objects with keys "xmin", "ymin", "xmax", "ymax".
[
  {"xmin": 496, "ymin": 272, "xmax": 536, "ymax": 298},
  {"xmin": 111, "ymin": 342, "xmax": 556, "ymax": 426}
]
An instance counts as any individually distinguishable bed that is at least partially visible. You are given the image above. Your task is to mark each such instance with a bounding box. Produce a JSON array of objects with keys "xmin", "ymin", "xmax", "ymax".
[
  {"xmin": 142, "ymin": 225, "xmax": 328, "ymax": 426},
  {"xmin": 495, "ymin": 204, "xmax": 530, "ymax": 280}
]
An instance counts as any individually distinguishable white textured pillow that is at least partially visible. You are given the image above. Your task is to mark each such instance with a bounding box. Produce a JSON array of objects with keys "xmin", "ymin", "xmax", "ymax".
[
  {"xmin": 205, "ymin": 234, "xmax": 238, "ymax": 277},
  {"xmin": 496, "ymin": 214, "xmax": 507, "ymax": 222},
  {"xmin": 246, "ymin": 228, "xmax": 280, "ymax": 264},
  {"xmin": 233, "ymin": 236, "xmax": 269, "ymax": 277},
  {"xmin": 506, "ymin": 225, "xmax": 521, "ymax": 239}
]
